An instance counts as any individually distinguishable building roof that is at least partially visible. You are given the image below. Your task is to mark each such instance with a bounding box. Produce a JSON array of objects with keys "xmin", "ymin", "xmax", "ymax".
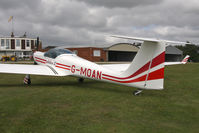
[
  {"xmin": 0, "ymin": 36, "xmax": 37, "ymax": 40},
  {"xmin": 106, "ymin": 43, "xmax": 139, "ymax": 52},
  {"xmin": 56, "ymin": 45, "xmax": 109, "ymax": 49},
  {"xmin": 44, "ymin": 44, "xmax": 183, "ymax": 55},
  {"xmin": 166, "ymin": 45, "xmax": 183, "ymax": 55}
]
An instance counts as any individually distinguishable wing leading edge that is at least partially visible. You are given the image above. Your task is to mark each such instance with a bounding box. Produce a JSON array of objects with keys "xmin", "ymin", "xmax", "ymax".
[{"xmin": 0, "ymin": 64, "xmax": 69, "ymax": 76}]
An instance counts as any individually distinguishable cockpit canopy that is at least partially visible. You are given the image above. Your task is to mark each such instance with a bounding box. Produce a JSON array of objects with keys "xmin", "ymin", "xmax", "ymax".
[{"xmin": 44, "ymin": 48, "xmax": 73, "ymax": 59}]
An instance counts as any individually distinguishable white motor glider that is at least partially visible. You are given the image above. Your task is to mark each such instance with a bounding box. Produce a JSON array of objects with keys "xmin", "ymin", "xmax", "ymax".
[{"xmin": 0, "ymin": 36, "xmax": 189, "ymax": 95}]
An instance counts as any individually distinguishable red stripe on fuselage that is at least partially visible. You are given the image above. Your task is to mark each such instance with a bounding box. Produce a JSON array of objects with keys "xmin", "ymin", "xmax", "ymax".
[
  {"xmin": 56, "ymin": 63, "xmax": 71, "ymax": 68},
  {"xmin": 102, "ymin": 68, "xmax": 164, "ymax": 83},
  {"xmin": 102, "ymin": 74, "xmax": 147, "ymax": 83},
  {"xmin": 36, "ymin": 59, "xmax": 46, "ymax": 64},
  {"xmin": 35, "ymin": 57, "xmax": 46, "ymax": 62},
  {"xmin": 55, "ymin": 65, "xmax": 70, "ymax": 70}
]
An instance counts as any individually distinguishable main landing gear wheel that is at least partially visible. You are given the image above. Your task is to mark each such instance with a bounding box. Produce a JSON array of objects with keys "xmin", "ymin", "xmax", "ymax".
[
  {"xmin": 24, "ymin": 74, "xmax": 31, "ymax": 85},
  {"xmin": 78, "ymin": 78, "xmax": 84, "ymax": 83},
  {"xmin": 133, "ymin": 89, "xmax": 143, "ymax": 96}
]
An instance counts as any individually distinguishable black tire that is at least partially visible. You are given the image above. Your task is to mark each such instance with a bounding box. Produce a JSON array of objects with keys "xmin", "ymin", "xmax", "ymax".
[{"xmin": 78, "ymin": 78, "xmax": 84, "ymax": 83}]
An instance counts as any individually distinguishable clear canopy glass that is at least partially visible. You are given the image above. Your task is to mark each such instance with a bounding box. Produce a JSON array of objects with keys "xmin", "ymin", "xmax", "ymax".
[{"xmin": 44, "ymin": 48, "xmax": 73, "ymax": 59}]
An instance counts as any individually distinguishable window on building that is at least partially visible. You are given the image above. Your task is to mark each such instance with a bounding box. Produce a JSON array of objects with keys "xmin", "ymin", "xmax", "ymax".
[
  {"xmin": 16, "ymin": 39, "xmax": 20, "ymax": 47},
  {"xmin": 21, "ymin": 40, "xmax": 25, "ymax": 49},
  {"xmin": 1, "ymin": 39, "xmax": 5, "ymax": 47},
  {"xmin": 6, "ymin": 39, "xmax": 10, "ymax": 49},
  {"xmin": 31, "ymin": 40, "xmax": 34, "ymax": 49},
  {"xmin": 26, "ymin": 40, "xmax": 30, "ymax": 47},
  {"xmin": 93, "ymin": 50, "xmax": 101, "ymax": 57}
]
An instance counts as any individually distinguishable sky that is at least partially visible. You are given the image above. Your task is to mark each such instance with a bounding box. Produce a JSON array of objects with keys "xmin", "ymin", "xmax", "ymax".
[{"xmin": 0, "ymin": 0, "xmax": 199, "ymax": 47}]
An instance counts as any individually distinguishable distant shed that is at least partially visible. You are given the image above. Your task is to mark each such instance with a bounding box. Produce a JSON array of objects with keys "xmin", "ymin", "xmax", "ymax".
[
  {"xmin": 165, "ymin": 45, "xmax": 183, "ymax": 62},
  {"xmin": 106, "ymin": 43, "xmax": 139, "ymax": 62}
]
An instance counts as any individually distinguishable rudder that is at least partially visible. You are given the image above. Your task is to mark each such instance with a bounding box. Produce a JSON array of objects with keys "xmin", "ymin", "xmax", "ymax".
[{"xmin": 121, "ymin": 41, "xmax": 166, "ymax": 90}]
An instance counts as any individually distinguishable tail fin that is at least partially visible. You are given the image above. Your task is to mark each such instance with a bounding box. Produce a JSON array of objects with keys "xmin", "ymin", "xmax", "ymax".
[
  {"xmin": 121, "ymin": 40, "xmax": 165, "ymax": 90},
  {"xmin": 103, "ymin": 36, "xmax": 187, "ymax": 90},
  {"xmin": 181, "ymin": 55, "xmax": 190, "ymax": 64}
]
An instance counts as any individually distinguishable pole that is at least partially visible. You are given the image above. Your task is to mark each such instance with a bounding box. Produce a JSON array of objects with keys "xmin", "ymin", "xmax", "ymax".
[
  {"xmin": 9, "ymin": 16, "xmax": 14, "ymax": 37},
  {"xmin": 12, "ymin": 16, "xmax": 14, "ymax": 34}
]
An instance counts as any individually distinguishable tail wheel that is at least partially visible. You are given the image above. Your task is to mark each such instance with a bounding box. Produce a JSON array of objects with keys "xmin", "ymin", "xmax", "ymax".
[{"xmin": 133, "ymin": 90, "xmax": 143, "ymax": 96}]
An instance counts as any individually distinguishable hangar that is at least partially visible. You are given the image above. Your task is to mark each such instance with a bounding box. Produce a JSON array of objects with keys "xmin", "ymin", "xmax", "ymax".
[
  {"xmin": 165, "ymin": 45, "xmax": 183, "ymax": 61},
  {"xmin": 105, "ymin": 44, "xmax": 183, "ymax": 62},
  {"xmin": 106, "ymin": 43, "xmax": 139, "ymax": 62}
]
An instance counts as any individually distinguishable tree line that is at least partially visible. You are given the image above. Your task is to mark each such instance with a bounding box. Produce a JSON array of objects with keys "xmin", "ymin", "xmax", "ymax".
[{"xmin": 175, "ymin": 43, "xmax": 199, "ymax": 62}]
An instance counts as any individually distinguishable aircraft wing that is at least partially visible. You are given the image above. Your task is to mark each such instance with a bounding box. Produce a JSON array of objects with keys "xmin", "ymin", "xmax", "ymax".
[{"xmin": 0, "ymin": 64, "xmax": 69, "ymax": 76}]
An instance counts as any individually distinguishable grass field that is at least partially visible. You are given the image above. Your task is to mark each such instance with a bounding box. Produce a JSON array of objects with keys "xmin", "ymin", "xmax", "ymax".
[{"xmin": 0, "ymin": 63, "xmax": 199, "ymax": 133}]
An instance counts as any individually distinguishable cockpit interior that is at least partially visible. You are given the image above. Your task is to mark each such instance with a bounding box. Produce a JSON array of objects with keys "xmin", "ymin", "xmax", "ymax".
[{"xmin": 44, "ymin": 48, "xmax": 73, "ymax": 59}]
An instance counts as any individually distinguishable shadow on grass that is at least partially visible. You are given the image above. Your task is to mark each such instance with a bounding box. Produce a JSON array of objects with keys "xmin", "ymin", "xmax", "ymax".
[{"xmin": 0, "ymin": 80, "xmax": 133, "ymax": 95}]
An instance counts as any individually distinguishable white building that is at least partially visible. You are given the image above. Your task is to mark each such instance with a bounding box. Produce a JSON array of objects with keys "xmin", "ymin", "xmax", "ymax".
[{"xmin": 0, "ymin": 36, "xmax": 38, "ymax": 58}]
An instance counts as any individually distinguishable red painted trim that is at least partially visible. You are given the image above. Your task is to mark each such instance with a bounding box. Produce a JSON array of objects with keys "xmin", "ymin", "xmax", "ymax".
[
  {"xmin": 35, "ymin": 57, "xmax": 46, "ymax": 61},
  {"xmin": 151, "ymin": 52, "xmax": 165, "ymax": 68},
  {"xmin": 102, "ymin": 62, "xmax": 150, "ymax": 80},
  {"xmin": 102, "ymin": 68, "xmax": 164, "ymax": 83},
  {"xmin": 56, "ymin": 63, "xmax": 71, "ymax": 68},
  {"xmin": 148, "ymin": 68, "xmax": 164, "ymax": 80},
  {"xmin": 102, "ymin": 74, "xmax": 147, "ymax": 83},
  {"xmin": 55, "ymin": 65, "xmax": 70, "ymax": 70},
  {"xmin": 102, "ymin": 51, "xmax": 165, "ymax": 80},
  {"xmin": 36, "ymin": 59, "xmax": 46, "ymax": 64},
  {"xmin": 182, "ymin": 57, "xmax": 189, "ymax": 62}
]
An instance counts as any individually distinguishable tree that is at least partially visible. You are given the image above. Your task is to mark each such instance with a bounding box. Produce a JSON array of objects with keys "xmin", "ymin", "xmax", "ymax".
[{"xmin": 176, "ymin": 44, "xmax": 199, "ymax": 62}]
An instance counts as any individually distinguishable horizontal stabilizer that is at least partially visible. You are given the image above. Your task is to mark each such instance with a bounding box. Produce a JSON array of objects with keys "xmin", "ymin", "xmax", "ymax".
[
  {"xmin": 111, "ymin": 35, "xmax": 188, "ymax": 44},
  {"xmin": 165, "ymin": 55, "xmax": 190, "ymax": 66}
]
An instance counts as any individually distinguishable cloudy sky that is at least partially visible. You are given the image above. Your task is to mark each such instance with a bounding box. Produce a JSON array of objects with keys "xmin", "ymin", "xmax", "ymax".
[{"xmin": 0, "ymin": 0, "xmax": 199, "ymax": 47}]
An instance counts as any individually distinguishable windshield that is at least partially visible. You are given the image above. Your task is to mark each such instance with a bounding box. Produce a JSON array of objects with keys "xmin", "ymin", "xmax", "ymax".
[{"xmin": 44, "ymin": 48, "xmax": 73, "ymax": 59}]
